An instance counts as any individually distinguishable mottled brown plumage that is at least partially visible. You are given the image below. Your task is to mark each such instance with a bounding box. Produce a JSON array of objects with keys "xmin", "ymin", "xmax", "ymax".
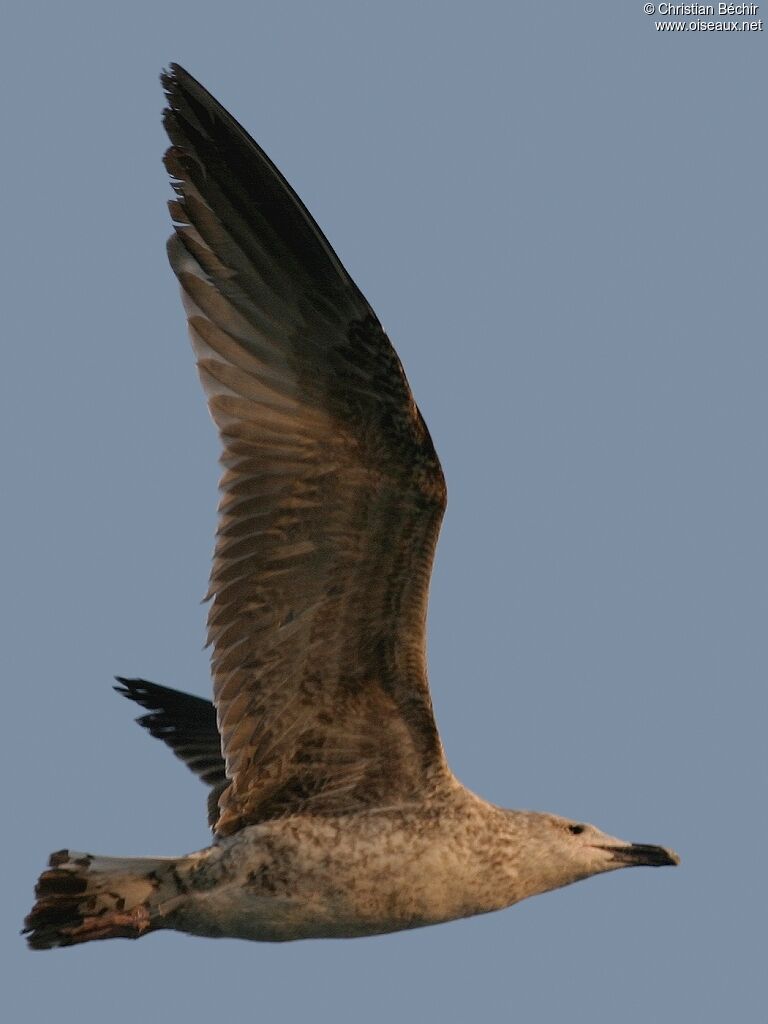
[{"xmin": 163, "ymin": 64, "xmax": 448, "ymax": 835}]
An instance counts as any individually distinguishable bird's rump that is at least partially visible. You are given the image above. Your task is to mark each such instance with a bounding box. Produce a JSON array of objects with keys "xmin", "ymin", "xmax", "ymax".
[{"xmin": 162, "ymin": 65, "xmax": 449, "ymax": 835}]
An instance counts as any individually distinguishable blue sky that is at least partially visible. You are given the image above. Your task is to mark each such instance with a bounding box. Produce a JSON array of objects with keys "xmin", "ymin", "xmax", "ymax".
[{"xmin": 3, "ymin": 2, "xmax": 765, "ymax": 1021}]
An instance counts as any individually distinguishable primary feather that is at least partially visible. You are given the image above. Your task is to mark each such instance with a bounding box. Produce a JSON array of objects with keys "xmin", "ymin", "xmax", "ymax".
[{"xmin": 115, "ymin": 678, "xmax": 225, "ymax": 826}]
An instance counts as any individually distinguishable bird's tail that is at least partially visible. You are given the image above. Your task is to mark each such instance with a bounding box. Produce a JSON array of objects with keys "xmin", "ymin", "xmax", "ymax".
[{"xmin": 24, "ymin": 848, "xmax": 179, "ymax": 950}]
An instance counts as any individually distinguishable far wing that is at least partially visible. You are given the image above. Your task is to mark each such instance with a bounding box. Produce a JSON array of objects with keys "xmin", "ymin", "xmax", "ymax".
[{"xmin": 115, "ymin": 678, "xmax": 226, "ymax": 826}]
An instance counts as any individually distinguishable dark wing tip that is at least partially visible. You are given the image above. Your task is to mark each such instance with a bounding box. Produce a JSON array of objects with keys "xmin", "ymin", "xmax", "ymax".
[
  {"xmin": 159, "ymin": 63, "xmax": 370, "ymax": 310},
  {"xmin": 113, "ymin": 675, "xmax": 215, "ymax": 720},
  {"xmin": 161, "ymin": 63, "xmax": 220, "ymax": 133},
  {"xmin": 113, "ymin": 677, "xmax": 225, "ymax": 806},
  {"xmin": 113, "ymin": 675, "xmax": 171, "ymax": 712},
  {"xmin": 160, "ymin": 63, "xmax": 199, "ymax": 105}
]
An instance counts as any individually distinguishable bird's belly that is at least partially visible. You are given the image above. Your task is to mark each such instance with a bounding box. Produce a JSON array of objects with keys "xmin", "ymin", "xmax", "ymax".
[
  {"xmin": 172, "ymin": 886, "xmax": 434, "ymax": 942},
  {"xmin": 170, "ymin": 863, "xmax": 478, "ymax": 942}
]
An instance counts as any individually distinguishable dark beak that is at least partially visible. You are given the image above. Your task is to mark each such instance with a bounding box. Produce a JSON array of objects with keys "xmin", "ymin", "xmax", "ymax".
[{"xmin": 599, "ymin": 842, "xmax": 680, "ymax": 867}]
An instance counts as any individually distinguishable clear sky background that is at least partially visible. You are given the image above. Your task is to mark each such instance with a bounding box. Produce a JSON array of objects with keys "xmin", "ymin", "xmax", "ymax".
[{"xmin": 3, "ymin": 2, "xmax": 765, "ymax": 1021}]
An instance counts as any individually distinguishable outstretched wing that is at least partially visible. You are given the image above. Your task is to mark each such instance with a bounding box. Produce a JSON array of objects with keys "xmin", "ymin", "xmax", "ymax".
[
  {"xmin": 115, "ymin": 678, "xmax": 226, "ymax": 827},
  {"xmin": 163, "ymin": 64, "xmax": 449, "ymax": 835}
]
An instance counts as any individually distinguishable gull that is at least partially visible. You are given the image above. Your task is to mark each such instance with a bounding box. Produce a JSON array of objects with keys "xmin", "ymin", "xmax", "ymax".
[{"xmin": 24, "ymin": 65, "xmax": 678, "ymax": 950}]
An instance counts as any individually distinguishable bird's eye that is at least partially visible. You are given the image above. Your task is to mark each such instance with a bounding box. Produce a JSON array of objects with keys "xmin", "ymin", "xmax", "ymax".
[{"xmin": 568, "ymin": 824, "xmax": 585, "ymax": 835}]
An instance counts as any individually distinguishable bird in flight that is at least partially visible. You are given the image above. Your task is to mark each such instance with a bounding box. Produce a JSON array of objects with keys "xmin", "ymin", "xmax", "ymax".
[{"xmin": 24, "ymin": 65, "xmax": 678, "ymax": 950}]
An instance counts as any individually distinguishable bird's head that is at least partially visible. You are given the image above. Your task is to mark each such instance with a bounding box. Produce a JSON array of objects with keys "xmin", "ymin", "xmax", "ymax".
[{"xmin": 504, "ymin": 811, "xmax": 680, "ymax": 899}]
